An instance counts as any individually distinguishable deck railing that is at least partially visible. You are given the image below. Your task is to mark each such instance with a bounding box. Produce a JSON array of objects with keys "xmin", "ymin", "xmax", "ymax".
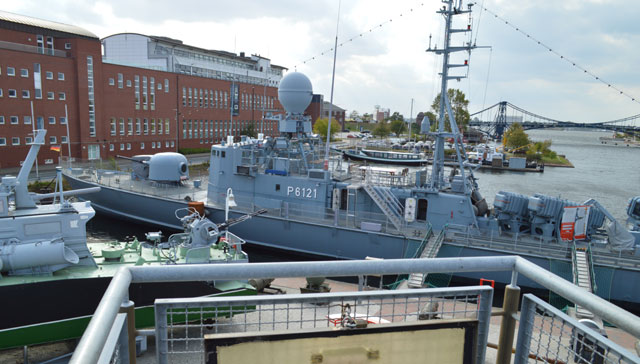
[{"xmin": 69, "ymin": 256, "xmax": 640, "ymax": 364}]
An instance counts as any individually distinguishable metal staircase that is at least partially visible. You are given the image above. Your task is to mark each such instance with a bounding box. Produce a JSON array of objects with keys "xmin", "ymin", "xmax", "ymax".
[
  {"xmin": 572, "ymin": 244, "xmax": 595, "ymax": 318},
  {"xmin": 408, "ymin": 228, "xmax": 447, "ymax": 288},
  {"xmin": 362, "ymin": 184, "xmax": 404, "ymax": 232}
]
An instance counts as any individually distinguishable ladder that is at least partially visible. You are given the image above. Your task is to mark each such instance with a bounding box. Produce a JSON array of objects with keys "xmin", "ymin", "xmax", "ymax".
[
  {"xmin": 408, "ymin": 229, "xmax": 446, "ymax": 288},
  {"xmin": 572, "ymin": 245, "xmax": 595, "ymax": 318},
  {"xmin": 362, "ymin": 184, "xmax": 404, "ymax": 232}
]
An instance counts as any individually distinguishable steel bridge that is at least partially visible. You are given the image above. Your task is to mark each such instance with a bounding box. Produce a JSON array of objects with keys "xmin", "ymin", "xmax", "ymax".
[{"xmin": 469, "ymin": 101, "xmax": 640, "ymax": 140}]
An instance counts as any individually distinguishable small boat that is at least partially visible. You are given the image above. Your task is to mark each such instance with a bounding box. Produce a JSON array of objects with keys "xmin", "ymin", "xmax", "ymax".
[
  {"xmin": 342, "ymin": 148, "xmax": 430, "ymax": 166},
  {"xmin": 0, "ymin": 130, "xmax": 257, "ymax": 349}
]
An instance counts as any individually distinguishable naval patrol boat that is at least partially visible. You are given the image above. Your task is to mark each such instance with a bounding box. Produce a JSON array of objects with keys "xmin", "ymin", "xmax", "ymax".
[
  {"xmin": 0, "ymin": 130, "xmax": 256, "ymax": 349},
  {"xmin": 63, "ymin": 0, "xmax": 640, "ymax": 310}
]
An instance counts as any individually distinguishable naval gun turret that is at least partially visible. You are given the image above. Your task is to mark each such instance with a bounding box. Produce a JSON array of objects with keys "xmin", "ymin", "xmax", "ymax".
[{"xmin": 118, "ymin": 152, "xmax": 189, "ymax": 183}]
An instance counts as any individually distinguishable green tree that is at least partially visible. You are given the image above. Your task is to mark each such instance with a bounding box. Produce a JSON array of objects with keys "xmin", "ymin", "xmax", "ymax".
[
  {"xmin": 431, "ymin": 89, "xmax": 470, "ymax": 131},
  {"xmin": 388, "ymin": 111, "xmax": 404, "ymax": 122},
  {"xmin": 240, "ymin": 124, "xmax": 257, "ymax": 138},
  {"xmin": 372, "ymin": 122, "xmax": 390, "ymax": 139},
  {"xmin": 503, "ymin": 123, "xmax": 531, "ymax": 151},
  {"xmin": 389, "ymin": 120, "xmax": 406, "ymax": 136},
  {"xmin": 313, "ymin": 118, "xmax": 340, "ymax": 140}
]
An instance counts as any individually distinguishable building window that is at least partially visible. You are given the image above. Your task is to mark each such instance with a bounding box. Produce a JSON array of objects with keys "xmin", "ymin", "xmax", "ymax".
[
  {"xmin": 45, "ymin": 71, "xmax": 53, "ymax": 79},
  {"xmin": 0, "ymin": 116, "xmax": 4, "ymax": 124},
  {"xmin": 119, "ymin": 118, "xmax": 125, "ymax": 135},
  {"xmin": 86, "ymin": 56, "xmax": 95, "ymax": 137},
  {"xmin": 24, "ymin": 116, "xmax": 31, "ymax": 124},
  {"xmin": 47, "ymin": 91, "xmax": 54, "ymax": 100},
  {"xmin": 165, "ymin": 119, "xmax": 170, "ymax": 134},
  {"xmin": 171, "ymin": 141, "xmax": 175, "ymax": 147},
  {"xmin": 60, "ymin": 117, "xmax": 67, "ymax": 124},
  {"xmin": 21, "ymin": 69, "xmax": 28, "ymax": 77},
  {"xmin": 126, "ymin": 80, "xmax": 132, "ymax": 87},
  {"xmin": 37, "ymin": 35, "xmax": 44, "ymax": 53},
  {"xmin": 110, "ymin": 118, "xmax": 116, "ymax": 136},
  {"xmin": 143, "ymin": 118, "xmax": 148, "ymax": 135},
  {"xmin": 150, "ymin": 77, "xmax": 155, "ymax": 109},
  {"xmin": 33, "ymin": 63, "xmax": 42, "ymax": 99},
  {"xmin": 9, "ymin": 89, "xmax": 17, "ymax": 98},
  {"xmin": 0, "ymin": 89, "xmax": 2, "ymax": 97},
  {"xmin": 59, "ymin": 92, "xmax": 66, "ymax": 100},
  {"xmin": 151, "ymin": 141, "xmax": 155, "ymax": 149},
  {"xmin": 46, "ymin": 36, "xmax": 54, "ymax": 55},
  {"xmin": 142, "ymin": 76, "xmax": 148, "ymax": 109},
  {"xmin": 58, "ymin": 72, "xmax": 65, "ymax": 81},
  {"xmin": 164, "ymin": 79, "xmax": 169, "ymax": 93},
  {"xmin": 140, "ymin": 142, "xmax": 145, "ymax": 150},
  {"xmin": 7, "ymin": 67, "xmax": 15, "ymax": 76},
  {"xmin": 120, "ymin": 143, "xmax": 124, "ymax": 151},
  {"xmin": 61, "ymin": 136, "xmax": 68, "ymax": 143},
  {"xmin": 36, "ymin": 116, "xmax": 44, "ymax": 129},
  {"xmin": 151, "ymin": 118, "xmax": 156, "ymax": 135},
  {"xmin": 157, "ymin": 83, "xmax": 162, "ymax": 90},
  {"xmin": 188, "ymin": 88, "xmax": 192, "ymax": 107},
  {"xmin": 126, "ymin": 143, "xmax": 131, "ymax": 150},
  {"xmin": 117, "ymin": 73, "xmax": 123, "ymax": 88},
  {"xmin": 22, "ymin": 90, "xmax": 30, "ymax": 98},
  {"xmin": 182, "ymin": 87, "xmax": 187, "ymax": 106},
  {"xmin": 25, "ymin": 137, "xmax": 33, "ymax": 144},
  {"xmin": 158, "ymin": 119, "xmax": 163, "ymax": 134},
  {"xmin": 65, "ymin": 42, "xmax": 72, "ymax": 50},
  {"xmin": 12, "ymin": 137, "xmax": 20, "ymax": 146},
  {"xmin": 109, "ymin": 78, "xmax": 115, "ymax": 86},
  {"xmin": 48, "ymin": 116, "xmax": 56, "ymax": 124},
  {"xmin": 0, "ymin": 138, "xmax": 5, "ymax": 146},
  {"xmin": 109, "ymin": 144, "xmax": 114, "ymax": 151},
  {"xmin": 128, "ymin": 118, "xmax": 133, "ymax": 135},
  {"xmin": 134, "ymin": 75, "xmax": 140, "ymax": 108},
  {"xmin": 49, "ymin": 136, "xmax": 57, "ymax": 144},
  {"xmin": 136, "ymin": 118, "xmax": 141, "ymax": 135},
  {"xmin": 10, "ymin": 116, "xmax": 18, "ymax": 124}
]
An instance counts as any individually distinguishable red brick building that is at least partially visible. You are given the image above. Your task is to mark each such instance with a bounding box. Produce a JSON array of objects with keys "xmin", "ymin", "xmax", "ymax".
[{"xmin": 0, "ymin": 11, "xmax": 285, "ymax": 168}]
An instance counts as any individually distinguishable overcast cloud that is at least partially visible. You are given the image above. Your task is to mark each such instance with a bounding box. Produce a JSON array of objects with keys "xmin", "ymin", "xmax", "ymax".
[{"xmin": 4, "ymin": 0, "xmax": 640, "ymax": 123}]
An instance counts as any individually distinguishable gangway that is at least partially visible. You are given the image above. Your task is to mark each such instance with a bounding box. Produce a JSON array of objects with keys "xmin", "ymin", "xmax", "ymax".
[
  {"xmin": 573, "ymin": 244, "xmax": 596, "ymax": 318},
  {"xmin": 408, "ymin": 228, "xmax": 447, "ymax": 288}
]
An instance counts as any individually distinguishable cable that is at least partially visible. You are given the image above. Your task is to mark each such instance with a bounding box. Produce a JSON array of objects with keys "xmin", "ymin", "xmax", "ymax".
[
  {"xmin": 481, "ymin": 48, "xmax": 492, "ymax": 111},
  {"xmin": 295, "ymin": 2, "xmax": 427, "ymax": 69},
  {"xmin": 475, "ymin": 2, "xmax": 640, "ymax": 106}
]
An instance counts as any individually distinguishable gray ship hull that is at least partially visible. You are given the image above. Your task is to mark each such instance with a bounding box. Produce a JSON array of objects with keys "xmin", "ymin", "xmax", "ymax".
[
  {"xmin": 65, "ymin": 174, "xmax": 640, "ymax": 310},
  {"xmin": 64, "ymin": 174, "xmax": 422, "ymax": 260}
]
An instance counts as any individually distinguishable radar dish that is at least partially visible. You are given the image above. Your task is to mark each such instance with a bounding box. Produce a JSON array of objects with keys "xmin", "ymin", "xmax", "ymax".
[{"xmin": 278, "ymin": 72, "xmax": 313, "ymax": 114}]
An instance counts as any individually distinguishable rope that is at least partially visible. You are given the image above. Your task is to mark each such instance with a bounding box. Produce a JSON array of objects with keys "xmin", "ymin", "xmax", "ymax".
[
  {"xmin": 295, "ymin": 2, "xmax": 427, "ymax": 69},
  {"xmin": 474, "ymin": 2, "xmax": 640, "ymax": 106}
]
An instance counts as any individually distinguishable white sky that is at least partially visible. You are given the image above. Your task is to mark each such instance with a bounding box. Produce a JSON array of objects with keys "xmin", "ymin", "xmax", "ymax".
[{"xmin": 5, "ymin": 0, "xmax": 640, "ymax": 122}]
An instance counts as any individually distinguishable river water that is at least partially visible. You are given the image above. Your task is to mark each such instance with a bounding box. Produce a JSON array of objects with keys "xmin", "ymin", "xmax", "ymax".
[{"xmin": 87, "ymin": 128, "xmax": 640, "ymax": 256}]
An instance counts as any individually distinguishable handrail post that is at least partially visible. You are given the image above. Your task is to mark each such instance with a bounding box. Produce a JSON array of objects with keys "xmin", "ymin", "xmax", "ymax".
[
  {"xmin": 119, "ymin": 300, "xmax": 136, "ymax": 364},
  {"xmin": 497, "ymin": 284, "xmax": 521, "ymax": 364}
]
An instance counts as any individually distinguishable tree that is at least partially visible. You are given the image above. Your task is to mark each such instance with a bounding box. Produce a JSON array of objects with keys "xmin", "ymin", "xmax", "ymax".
[
  {"xmin": 372, "ymin": 122, "xmax": 390, "ymax": 139},
  {"xmin": 240, "ymin": 124, "xmax": 257, "ymax": 138},
  {"xmin": 388, "ymin": 111, "xmax": 404, "ymax": 122},
  {"xmin": 503, "ymin": 123, "xmax": 531, "ymax": 151},
  {"xmin": 389, "ymin": 120, "xmax": 406, "ymax": 136},
  {"xmin": 430, "ymin": 89, "xmax": 470, "ymax": 131},
  {"xmin": 313, "ymin": 118, "xmax": 340, "ymax": 140},
  {"xmin": 349, "ymin": 110, "xmax": 360, "ymax": 121}
]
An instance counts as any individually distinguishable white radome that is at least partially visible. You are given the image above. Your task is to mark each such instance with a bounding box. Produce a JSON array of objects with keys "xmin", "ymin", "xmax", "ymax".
[{"xmin": 278, "ymin": 72, "xmax": 313, "ymax": 114}]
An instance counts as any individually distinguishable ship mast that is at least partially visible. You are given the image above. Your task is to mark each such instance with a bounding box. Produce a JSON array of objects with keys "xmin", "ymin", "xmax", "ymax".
[{"xmin": 426, "ymin": 0, "xmax": 478, "ymax": 192}]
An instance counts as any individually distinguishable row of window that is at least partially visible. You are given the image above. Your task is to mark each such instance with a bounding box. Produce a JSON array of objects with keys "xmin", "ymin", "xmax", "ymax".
[
  {"xmin": 108, "ymin": 140, "xmax": 175, "ymax": 151},
  {"xmin": 181, "ymin": 86, "xmax": 276, "ymax": 111},
  {"xmin": 0, "ymin": 88, "xmax": 66, "ymax": 100},
  {"xmin": 109, "ymin": 73, "xmax": 170, "ymax": 93},
  {"xmin": 0, "ymin": 135, "xmax": 67, "ymax": 146},
  {"xmin": 110, "ymin": 117, "xmax": 170, "ymax": 136},
  {"xmin": 0, "ymin": 115, "xmax": 67, "ymax": 125},
  {"xmin": 0, "ymin": 66, "xmax": 65, "ymax": 80},
  {"xmin": 180, "ymin": 119, "xmax": 277, "ymax": 140}
]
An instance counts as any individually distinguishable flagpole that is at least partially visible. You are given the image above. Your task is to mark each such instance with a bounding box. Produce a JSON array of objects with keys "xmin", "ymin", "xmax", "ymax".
[
  {"xmin": 30, "ymin": 100, "xmax": 39, "ymax": 178},
  {"xmin": 64, "ymin": 104, "xmax": 71, "ymax": 159}
]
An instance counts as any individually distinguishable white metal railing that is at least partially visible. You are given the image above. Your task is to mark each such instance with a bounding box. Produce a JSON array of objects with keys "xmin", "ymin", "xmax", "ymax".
[{"xmin": 69, "ymin": 256, "xmax": 640, "ymax": 364}]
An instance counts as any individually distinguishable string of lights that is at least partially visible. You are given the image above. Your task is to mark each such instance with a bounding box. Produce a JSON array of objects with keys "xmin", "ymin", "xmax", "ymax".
[
  {"xmin": 475, "ymin": 3, "xmax": 640, "ymax": 106},
  {"xmin": 295, "ymin": 2, "xmax": 427, "ymax": 70}
]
